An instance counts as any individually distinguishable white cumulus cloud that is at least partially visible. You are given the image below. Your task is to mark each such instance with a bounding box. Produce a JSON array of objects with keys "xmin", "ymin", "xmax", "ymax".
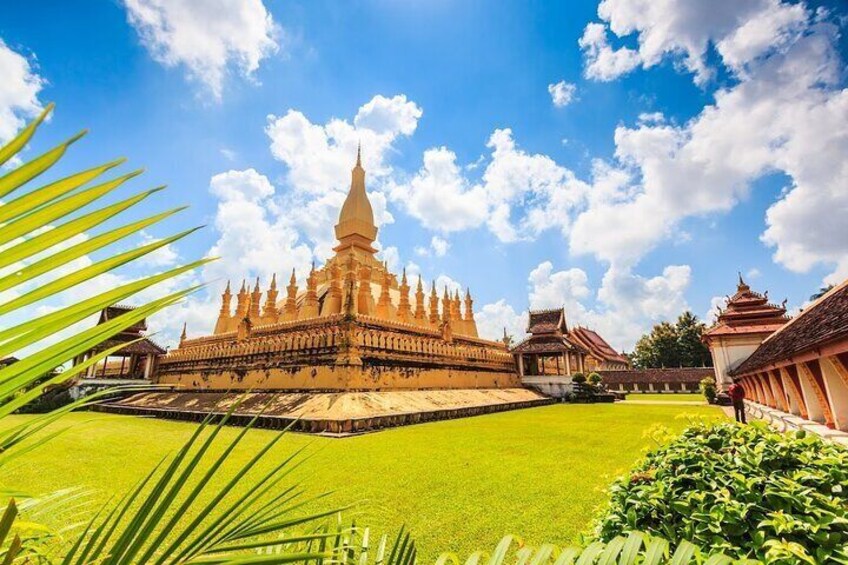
[
  {"xmin": 572, "ymin": 1, "xmax": 848, "ymax": 284},
  {"xmin": 124, "ymin": 0, "xmax": 279, "ymax": 99},
  {"xmin": 477, "ymin": 261, "xmax": 691, "ymax": 351},
  {"xmin": 0, "ymin": 38, "xmax": 44, "ymax": 146},
  {"xmin": 548, "ymin": 80, "xmax": 577, "ymax": 107}
]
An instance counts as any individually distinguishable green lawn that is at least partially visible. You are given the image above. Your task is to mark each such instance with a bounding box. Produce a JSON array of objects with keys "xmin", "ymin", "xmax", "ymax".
[
  {"xmin": 624, "ymin": 393, "xmax": 705, "ymax": 402},
  {"xmin": 3, "ymin": 403, "xmax": 722, "ymax": 561}
]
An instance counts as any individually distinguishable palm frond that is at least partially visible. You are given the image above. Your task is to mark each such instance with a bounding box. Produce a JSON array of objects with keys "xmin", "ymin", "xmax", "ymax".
[
  {"xmin": 0, "ymin": 104, "xmax": 204, "ymax": 447},
  {"xmin": 441, "ymin": 534, "xmax": 750, "ymax": 565}
]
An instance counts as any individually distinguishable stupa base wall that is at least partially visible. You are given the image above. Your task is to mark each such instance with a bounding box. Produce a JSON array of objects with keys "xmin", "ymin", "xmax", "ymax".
[
  {"xmin": 156, "ymin": 360, "xmax": 520, "ymax": 391},
  {"xmin": 96, "ymin": 388, "xmax": 553, "ymax": 435}
]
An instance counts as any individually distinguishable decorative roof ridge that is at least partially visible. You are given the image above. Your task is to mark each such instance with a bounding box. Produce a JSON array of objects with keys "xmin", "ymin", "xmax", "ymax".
[{"xmin": 528, "ymin": 307, "xmax": 564, "ymax": 314}]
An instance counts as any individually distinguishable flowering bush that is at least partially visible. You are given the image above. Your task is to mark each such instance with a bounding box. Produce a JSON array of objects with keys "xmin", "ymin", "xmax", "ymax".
[{"xmin": 595, "ymin": 422, "xmax": 848, "ymax": 564}]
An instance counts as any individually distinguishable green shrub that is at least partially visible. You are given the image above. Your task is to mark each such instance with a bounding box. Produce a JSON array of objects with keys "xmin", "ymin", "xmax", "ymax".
[
  {"xmin": 595, "ymin": 422, "xmax": 848, "ymax": 564},
  {"xmin": 699, "ymin": 376, "xmax": 717, "ymax": 403},
  {"xmin": 588, "ymin": 372, "xmax": 602, "ymax": 385},
  {"xmin": 571, "ymin": 372, "xmax": 586, "ymax": 384}
]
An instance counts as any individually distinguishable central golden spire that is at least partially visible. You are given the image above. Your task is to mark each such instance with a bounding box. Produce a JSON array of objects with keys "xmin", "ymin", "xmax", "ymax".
[{"xmin": 334, "ymin": 145, "xmax": 377, "ymax": 254}]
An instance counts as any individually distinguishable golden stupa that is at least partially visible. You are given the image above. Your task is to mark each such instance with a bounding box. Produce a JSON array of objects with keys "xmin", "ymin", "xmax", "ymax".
[{"xmin": 155, "ymin": 149, "xmax": 519, "ymax": 391}]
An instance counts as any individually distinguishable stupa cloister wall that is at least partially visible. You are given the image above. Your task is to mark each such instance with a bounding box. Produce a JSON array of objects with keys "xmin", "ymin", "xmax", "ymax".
[{"xmin": 158, "ymin": 313, "xmax": 518, "ymax": 390}]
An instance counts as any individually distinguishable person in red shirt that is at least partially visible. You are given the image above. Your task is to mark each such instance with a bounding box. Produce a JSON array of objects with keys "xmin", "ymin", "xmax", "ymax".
[{"xmin": 728, "ymin": 382, "xmax": 746, "ymax": 423}]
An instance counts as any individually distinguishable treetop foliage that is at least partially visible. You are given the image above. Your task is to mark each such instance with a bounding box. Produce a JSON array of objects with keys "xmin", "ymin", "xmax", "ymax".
[{"xmin": 630, "ymin": 312, "xmax": 713, "ymax": 369}]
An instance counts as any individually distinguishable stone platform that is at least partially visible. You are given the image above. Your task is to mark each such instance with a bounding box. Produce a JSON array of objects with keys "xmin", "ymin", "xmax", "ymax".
[{"xmin": 96, "ymin": 388, "xmax": 553, "ymax": 435}]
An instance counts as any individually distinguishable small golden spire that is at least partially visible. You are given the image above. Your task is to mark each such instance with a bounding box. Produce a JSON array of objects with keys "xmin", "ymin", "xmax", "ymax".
[
  {"xmin": 224, "ymin": 280, "xmax": 231, "ymax": 293},
  {"xmin": 239, "ymin": 279, "xmax": 246, "ymax": 293},
  {"xmin": 253, "ymin": 277, "xmax": 260, "ymax": 292},
  {"xmin": 356, "ymin": 141, "xmax": 362, "ymax": 167},
  {"xmin": 180, "ymin": 322, "xmax": 187, "ymax": 342},
  {"xmin": 417, "ymin": 275, "xmax": 423, "ymax": 291},
  {"xmin": 269, "ymin": 273, "xmax": 277, "ymax": 290},
  {"xmin": 290, "ymin": 268, "xmax": 297, "ymax": 285}
]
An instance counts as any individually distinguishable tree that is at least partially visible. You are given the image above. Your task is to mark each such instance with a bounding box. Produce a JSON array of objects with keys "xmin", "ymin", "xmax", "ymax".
[
  {"xmin": 632, "ymin": 322, "xmax": 680, "ymax": 368},
  {"xmin": 630, "ymin": 312, "xmax": 712, "ymax": 368},
  {"xmin": 810, "ymin": 284, "xmax": 834, "ymax": 301},
  {"xmin": 676, "ymin": 311, "xmax": 711, "ymax": 367}
]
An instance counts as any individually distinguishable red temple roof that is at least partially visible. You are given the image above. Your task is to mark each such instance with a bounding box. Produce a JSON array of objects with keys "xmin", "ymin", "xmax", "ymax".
[
  {"xmin": 703, "ymin": 276, "xmax": 789, "ymax": 341},
  {"xmin": 513, "ymin": 308, "xmax": 586, "ymax": 354},
  {"xmin": 526, "ymin": 309, "xmax": 566, "ymax": 335},
  {"xmin": 569, "ymin": 327, "xmax": 629, "ymax": 365}
]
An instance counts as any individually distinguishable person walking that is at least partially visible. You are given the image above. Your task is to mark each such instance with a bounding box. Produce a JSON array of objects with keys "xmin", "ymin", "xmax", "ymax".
[{"xmin": 728, "ymin": 382, "xmax": 746, "ymax": 423}]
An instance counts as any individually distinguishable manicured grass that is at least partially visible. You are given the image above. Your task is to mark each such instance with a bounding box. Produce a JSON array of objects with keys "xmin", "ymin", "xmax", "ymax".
[
  {"xmin": 3, "ymin": 403, "xmax": 722, "ymax": 561},
  {"xmin": 624, "ymin": 393, "xmax": 705, "ymax": 402}
]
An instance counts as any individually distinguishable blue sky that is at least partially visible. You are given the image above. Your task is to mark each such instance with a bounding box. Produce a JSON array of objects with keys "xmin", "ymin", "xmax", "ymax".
[{"xmin": 1, "ymin": 0, "xmax": 846, "ymax": 350}]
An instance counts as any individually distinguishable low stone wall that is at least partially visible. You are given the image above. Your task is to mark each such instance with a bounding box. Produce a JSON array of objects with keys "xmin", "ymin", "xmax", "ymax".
[
  {"xmin": 599, "ymin": 368, "xmax": 712, "ymax": 393},
  {"xmin": 521, "ymin": 376, "xmax": 574, "ymax": 399},
  {"xmin": 742, "ymin": 400, "xmax": 848, "ymax": 447}
]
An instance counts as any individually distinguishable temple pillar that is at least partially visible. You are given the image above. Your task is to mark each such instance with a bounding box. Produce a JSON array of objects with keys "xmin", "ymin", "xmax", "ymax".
[
  {"xmin": 754, "ymin": 373, "xmax": 771, "ymax": 406},
  {"xmin": 782, "ymin": 365, "xmax": 809, "ymax": 419},
  {"xmin": 820, "ymin": 355, "xmax": 848, "ymax": 431},
  {"xmin": 565, "ymin": 353, "xmax": 571, "ymax": 375},
  {"xmin": 766, "ymin": 371, "xmax": 787, "ymax": 411},
  {"xmin": 776, "ymin": 369, "xmax": 800, "ymax": 416},
  {"xmin": 801, "ymin": 360, "xmax": 836, "ymax": 428},
  {"xmin": 795, "ymin": 362, "xmax": 827, "ymax": 425},
  {"xmin": 143, "ymin": 354, "xmax": 154, "ymax": 379}
]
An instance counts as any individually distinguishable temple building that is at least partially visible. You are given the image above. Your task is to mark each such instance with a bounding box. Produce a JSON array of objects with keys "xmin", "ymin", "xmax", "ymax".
[
  {"xmin": 702, "ymin": 275, "xmax": 789, "ymax": 391},
  {"xmin": 511, "ymin": 308, "xmax": 629, "ymax": 378},
  {"xmin": 153, "ymin": 150, "xmax": 519, "ymax": 392},
  {"xmin": 73, "ymin": 305, "xmax": 165, "ymax": 379},
  {"xmin": 717, "ymin": 278, "xmax": 848, "ymax": 433}
]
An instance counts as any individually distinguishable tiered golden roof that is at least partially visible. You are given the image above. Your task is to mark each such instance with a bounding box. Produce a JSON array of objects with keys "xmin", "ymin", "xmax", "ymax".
[{"xmin": 211, "ymin": 150, "xmax": 479, "ymax": 339}]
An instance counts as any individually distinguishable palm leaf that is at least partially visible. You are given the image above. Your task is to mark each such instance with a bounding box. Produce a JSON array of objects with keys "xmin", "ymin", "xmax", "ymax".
[{"xmin": 0, "ymin": 103, "xmax": 53, "ymax": 167}]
